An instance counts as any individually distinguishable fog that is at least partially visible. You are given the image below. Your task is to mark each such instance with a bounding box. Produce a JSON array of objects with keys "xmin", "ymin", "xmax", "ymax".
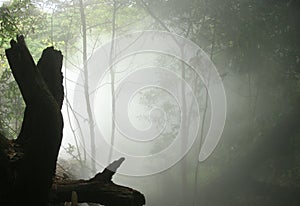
[
  {"xmin": 59, "ymin": 28, "xmax": 299, "ymax": 205},
  {"xmin": 1, "ymin": 0, "xmax": 299, "ymax": 205}
]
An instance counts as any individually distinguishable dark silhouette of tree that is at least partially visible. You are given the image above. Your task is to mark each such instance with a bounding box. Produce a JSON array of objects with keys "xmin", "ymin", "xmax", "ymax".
[{"xmin": 0, "ymin": 35, "xmax": 145, "ymax": 206}]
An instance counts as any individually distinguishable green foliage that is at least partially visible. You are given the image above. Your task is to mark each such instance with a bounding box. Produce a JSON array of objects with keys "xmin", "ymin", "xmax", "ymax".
[
  {"xmin": 0, "ymin": 0, "xmax": 299, "ymax": 203},
  {"xmin": 0, "ymin": 0, "xmax": 49, "ymax": 137},
  {"xmin": 0, "ymin": 0, "xmax": 47, "ymax": 47},
  {"xmin": 0, "ymin": 68, "xmax": 24, "ymax": 139},
  {"xmin": 132, "ymin": 1, "xmax": 300, "ymax": 204}
]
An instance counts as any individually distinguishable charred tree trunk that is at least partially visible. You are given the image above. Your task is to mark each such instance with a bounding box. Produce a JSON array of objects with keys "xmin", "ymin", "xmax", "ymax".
[
  {"xmin": 0, "ymin": 36, "xmax": 145, "ymax": 206},
  {"xmin": 4, "ymin": 35, "xmax": 64, "ymax": 205}
]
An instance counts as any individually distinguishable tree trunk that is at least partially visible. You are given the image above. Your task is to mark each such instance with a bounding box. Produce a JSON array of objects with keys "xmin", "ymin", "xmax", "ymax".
[{"xmin": 0, "ymin": 36, "xmax": 145, "ymax": 206}]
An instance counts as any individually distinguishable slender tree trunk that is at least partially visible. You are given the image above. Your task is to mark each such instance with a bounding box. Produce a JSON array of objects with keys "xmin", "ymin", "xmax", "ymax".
[
  {"xmin": 79, "ymin": 0, "xmax": 96, "ymax": 173},
  {"xmin": 179, "ymin": 45, "xmax": 189, "ymax": 201},
  {"xmin": 193, "ymin": 18, "xmax": 217, "ymax": 206},
  {"xmin": 108, "ymin": 0, "xmax": 117, "ymax": 163}
]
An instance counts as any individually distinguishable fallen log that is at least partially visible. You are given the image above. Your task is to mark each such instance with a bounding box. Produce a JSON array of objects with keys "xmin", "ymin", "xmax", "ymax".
[{"xmin": 50, "ymin": 158, "xmax": 145, "ymax": 206}]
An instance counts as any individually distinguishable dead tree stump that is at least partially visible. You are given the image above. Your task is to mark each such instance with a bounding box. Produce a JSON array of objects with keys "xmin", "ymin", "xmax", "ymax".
[{"xmin": 0, "ymin": 36, "xmax": 145, "ymax": 206}]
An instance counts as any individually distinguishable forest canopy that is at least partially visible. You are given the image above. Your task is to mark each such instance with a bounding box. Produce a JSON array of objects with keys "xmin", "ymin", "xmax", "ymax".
[{"xmin": 0, "ymin": 0, "xmax": 300, "ymax": 205}]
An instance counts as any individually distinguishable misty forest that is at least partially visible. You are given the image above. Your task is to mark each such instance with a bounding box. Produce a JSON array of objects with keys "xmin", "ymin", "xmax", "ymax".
[{"xmin": 0, "ymin": 0, "xmax": 300, "ymax": 205}]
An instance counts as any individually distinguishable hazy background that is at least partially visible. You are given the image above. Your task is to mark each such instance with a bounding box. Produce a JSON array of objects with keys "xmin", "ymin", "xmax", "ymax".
[{"xmin": 0, "ymin": 0, "xmax": 300, "ymax": 205}]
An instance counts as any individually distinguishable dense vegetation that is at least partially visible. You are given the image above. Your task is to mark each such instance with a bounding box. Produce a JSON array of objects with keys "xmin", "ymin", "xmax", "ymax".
[{"xmin": 1, "ymin": 0, "xmax": 299, "ymax": 205}]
